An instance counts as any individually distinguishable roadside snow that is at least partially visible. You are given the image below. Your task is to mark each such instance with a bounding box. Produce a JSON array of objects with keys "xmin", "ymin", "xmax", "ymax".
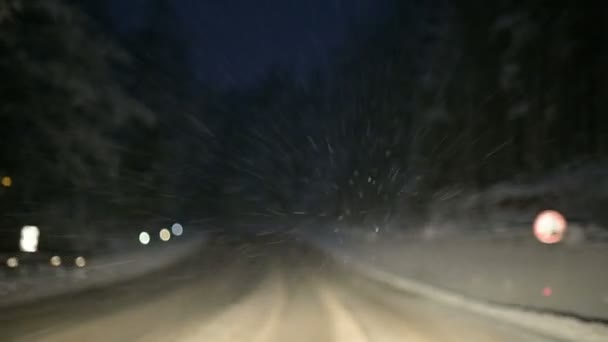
[
  {"xmin": 0, "ymin": 235, "xmax": 205, "ymax": 308},
  {"xmin": 306, "ymin": 231, "xmax": 608, "ymax": 342}
]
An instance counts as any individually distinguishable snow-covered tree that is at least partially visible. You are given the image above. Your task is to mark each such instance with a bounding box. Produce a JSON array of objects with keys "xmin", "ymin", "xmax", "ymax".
[{"xmin": 0, "ymin": 0, "xmax": 154, "ymax": 236}]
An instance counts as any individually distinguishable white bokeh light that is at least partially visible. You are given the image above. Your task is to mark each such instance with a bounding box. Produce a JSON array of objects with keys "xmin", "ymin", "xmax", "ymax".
[
  {"xmin": 20, "ymin": 225, "xmax": 40, "ymax": 253},
  {"xmin": 139, "ymin": 231, "xmax": 151, "ymax": 245},
  {"xmin": 6, "ymin": 257, "xmax": 18, "ymax": 268},
  {"xmin": 171, "ymin": 223, "xmax": 183, "ymax": 237},
  {"xmin": 50, "ymin": 256, "xmax": 62, "ymax": 267},
  {"xmin": 159, "ymin": 228, "xmax": 171, "ymax": 242},
  {"xmin": 75, "ymin": 256, "xmax": 86, "ymax": 268}
]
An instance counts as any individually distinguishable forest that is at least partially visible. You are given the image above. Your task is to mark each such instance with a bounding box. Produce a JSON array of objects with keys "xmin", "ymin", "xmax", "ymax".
[{"xmin": 0, "ymin": 0, "xmax": 606, "ymax": 249}]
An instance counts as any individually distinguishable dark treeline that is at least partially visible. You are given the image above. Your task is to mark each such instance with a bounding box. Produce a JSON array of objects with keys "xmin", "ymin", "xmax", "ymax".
[
  {"xmin": 0, "ymin": 0, "xmax": 606, "ymax": 246},
  {"xmin": 215, "ymin": 0, "xmax": 608, "ymax": 228}
]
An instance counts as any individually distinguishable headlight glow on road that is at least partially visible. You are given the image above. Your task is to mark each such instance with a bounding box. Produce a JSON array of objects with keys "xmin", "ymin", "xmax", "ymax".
[
  {"xmin": 75, "ymin": 256, "xmax": 86, "ymax": 268},
  {"xmin": 6, "ymin": 256, "xmax": 18, "ymax": 268},
  {"xmin": 159, "ymin": 228, "xmax": 171, "ymax": 242},
  {"xmin": 20, "ymin": 225, "xmax": 40, "ymax": 253},
  {"xmin": 139, "ymin": 231, "xmax": 151, "ymax": 245},
  {"xmin": 171, "ymin": 223, "xmax": 183, "ymax": 236}
]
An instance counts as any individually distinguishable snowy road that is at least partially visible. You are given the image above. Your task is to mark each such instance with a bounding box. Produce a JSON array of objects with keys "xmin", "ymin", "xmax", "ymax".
[{"xmin": 0, "ymin": 234, "xmax": 590, "ymax": 341}]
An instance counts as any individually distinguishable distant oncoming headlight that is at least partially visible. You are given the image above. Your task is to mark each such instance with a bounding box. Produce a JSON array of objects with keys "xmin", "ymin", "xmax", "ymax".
[
  {"xmin": 139, "ymin": 231, "xmax": 151, "ymax": 245},
  {"xmin": 20, "ymin": 225, "xmax": 40, "ymax": 253}
]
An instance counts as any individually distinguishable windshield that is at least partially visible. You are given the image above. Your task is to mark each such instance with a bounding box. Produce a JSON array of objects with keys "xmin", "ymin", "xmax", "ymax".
[{"xmin": 1, "ymin": 1, "xmax": 607, "ymax": 341}]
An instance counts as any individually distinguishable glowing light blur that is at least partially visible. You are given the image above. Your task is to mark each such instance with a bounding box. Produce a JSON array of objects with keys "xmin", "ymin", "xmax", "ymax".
[
  {"xmin": 1, "ymin": 176, "xmax": 12, "ymax": 187},
  {"xmin": 6, "ymin": 257, "xmax": 18, "ymax": 268},
  {"xmin": 20, "ymin": 225, "xmax": 40, "ymax": 252},
  {"xmin": 159, "ymin": 228, "xmax": 171, "ymax": 242},
  {"xmin": 171, "ymin": 223, "xmax": 183, "ymax": 236},
  {"xmin": 50, "ymin": 256, "xmax": 62, "ymax": 267},
  {"xmin": 542, "ymin": 286, "xmax": 553, "ymax": 297},
  {"xmin": 75, "ymin": 256, "xmax": 86, "ymax": 268},
  {"xmin": 533, "ymin": 210, "xmax": 567, "ymax": 244},
  {"xmin": 139, "ymin": 231, "xmax": 151, "ymax": 245}
]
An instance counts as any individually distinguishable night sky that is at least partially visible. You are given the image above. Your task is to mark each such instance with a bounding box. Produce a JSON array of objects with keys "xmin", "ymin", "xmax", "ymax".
[{"xmin": 100, "ymin": 0, "xmax": 388, "ymax": 87}]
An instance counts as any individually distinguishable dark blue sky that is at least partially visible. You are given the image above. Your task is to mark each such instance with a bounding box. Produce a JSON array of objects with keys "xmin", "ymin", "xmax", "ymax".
[{"xmin": 100, "ymin": 0, "xmax": 388, "ymax": 87}]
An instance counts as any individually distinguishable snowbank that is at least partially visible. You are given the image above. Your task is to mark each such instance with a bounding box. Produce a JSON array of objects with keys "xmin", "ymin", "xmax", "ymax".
[
  {"xmin": 0, "ymin": 235, "xmax": 205, "ymax": 308},
  {"xmin": 305, "ymin": 231, "xmax": 608, "ymax": 342},
  {"xmin": 428, "ymin": 163, "xmax": 608, "ymax": 230}
]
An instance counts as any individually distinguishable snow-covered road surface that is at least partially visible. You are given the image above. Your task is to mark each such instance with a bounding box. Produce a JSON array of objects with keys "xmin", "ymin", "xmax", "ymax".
[{"xmin": 2, "ymin": 234, "xmax": 603, "ymax": 341}]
